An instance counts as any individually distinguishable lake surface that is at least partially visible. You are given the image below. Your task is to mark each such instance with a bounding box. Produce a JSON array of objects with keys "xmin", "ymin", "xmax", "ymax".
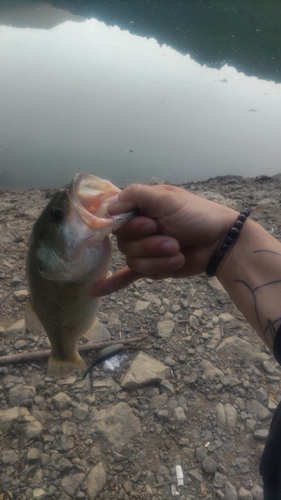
[{"xmin": 1, "ymin": 0, "xmax": 281, "ymax": 189}]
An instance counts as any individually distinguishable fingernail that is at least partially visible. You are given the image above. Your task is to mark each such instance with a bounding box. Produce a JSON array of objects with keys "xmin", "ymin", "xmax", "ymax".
[
  {"xmin": 106, "ymin": 195, "xmax": 119, "ymax": 211},
  {"xmin": 107, "ymin": 194, "xmax": 119, "ymax": 206},
  {"xmin": 162, "ymin": 241, "xmax": 179, "ymax": 256}
]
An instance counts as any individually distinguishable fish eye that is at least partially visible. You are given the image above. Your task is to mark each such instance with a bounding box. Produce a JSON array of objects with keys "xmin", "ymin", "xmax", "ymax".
[{"xmin": 50, "ymin": 209, "xmax": 63, "ymax": 223}]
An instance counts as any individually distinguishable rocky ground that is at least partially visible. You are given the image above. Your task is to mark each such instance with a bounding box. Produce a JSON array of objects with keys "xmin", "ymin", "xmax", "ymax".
[{"xmin": 1, "ymin": 174, "xmax": 281, "ymax": 500}]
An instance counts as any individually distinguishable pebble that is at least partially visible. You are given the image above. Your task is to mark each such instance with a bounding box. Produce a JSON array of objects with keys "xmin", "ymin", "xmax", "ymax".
[
  {"xmin": 216, "ymin": 337, "xmax": 269, "ymax": 363},
  {"xmin": 14, "ymin": 339, "xmax": 28, "ymax": 349},
  {"xmin": 250, "ymin": 400, "xmax": 271, "ymax": 421},
  {"xmin": 61, "ymin": 473, "xmax": 85, "ymax": 496},
  {"xmin": 120, "ymin": 351, "xmax": 169, "ymax": 389},
  {"xmin": 9, "ymin": 384, "xmax": 36, "ymax": 407},
  {"xmin": 202, "ymin": 456, "xmax": 218, "ymax": 474},
  {"xmin": 62, "ymin": 420, "xmax": 77, "ymax": 435},
  {"xmin": 134, "ymin": 300, "xmax": 150, "ymax": 312},
  {"xmin": 24, "ymin": 419, "xmax": 43, "ymax": 439},
  {"xmin": 73, "ymin": 403, "xmax": 89, "ymax": 421},
  {"xmin": 213, "ymin": 472, "xmax": 227, "ymax": 488},
  {"xmin": 156, "ymin": 409, "xmax": 169, "ymax": 422},
  {"xmin": 159, "ymin": 379, "xmax": 174, "ymax": 394},
  {"xmin": 52, "ymin": 392, "xmax": 72, "ymax": 410},
  {"xmin": 13, "ymin": 289, "xmax": 28, "ymax": 301},
  {"xmin": 5, "ymin": 318, "xmax": 26, "ymax": 341},
  {"xmin": 238, "ymin": 487, "xmax": 253, "ymax": 500},
  {"xmin": 235, "ymin": 457, "xmax": 250, "ymax": 473},
  {"xmin": 225, "ymin": 481, "xmax": 238, "ymax": 500},
  {"xmin": 254, "ymin": 428, "xmax": 269, "ymax": 440},
  {"xmin": 1, "ymin": 449, "xmax": 19, "ymax": 464},
  {"xmin": 33, "ymin": 489, "xmax": 48, "ymax": 500},
  {"xmin": 187, "ymin": 468, "xmax": 203, "ymax": 483},
  {"xmin": 262, "ymin": 360, "xmax": 276, "ymax": 374},
  {"xmin": 251, "ymin": 485, "xmax": 264, "ymax": 500},
  {"xmin": 174, "ymin": 406, "xmax": 187, "ymax": 424},
  {"xmin": 27, "ymin": 448, "xmax": 41, "ymax": 462},
  {"xmin": 0, "ymin": 406, "xmax": 25, "ymax": 432},
  {"xmin": 195, "ymin": 445, "xmax": 208, "ymax": 462},
  {"xmin": 157, "ymin": 319, "xmax": 174, "ymax": 338},
  {"xmin": 91, "ymin": 403, "xmax": 141, "ymax": 448}
]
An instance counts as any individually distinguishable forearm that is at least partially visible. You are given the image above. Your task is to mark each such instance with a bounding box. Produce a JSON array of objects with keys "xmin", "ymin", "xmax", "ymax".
[{"xmin": 217, "ymin": 218, "xmax": 281, "ymax": 352}]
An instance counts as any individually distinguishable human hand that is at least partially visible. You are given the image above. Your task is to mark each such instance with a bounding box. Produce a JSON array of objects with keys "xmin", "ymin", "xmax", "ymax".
[{"xmin": 91, "ymin": 183, "xmax": 238, "ymax": 296}]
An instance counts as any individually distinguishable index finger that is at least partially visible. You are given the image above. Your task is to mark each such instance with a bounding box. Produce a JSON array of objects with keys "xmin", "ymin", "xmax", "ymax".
[{"xmin": 107, "ymin": 183, "xmax": 172, "ymax": 218}]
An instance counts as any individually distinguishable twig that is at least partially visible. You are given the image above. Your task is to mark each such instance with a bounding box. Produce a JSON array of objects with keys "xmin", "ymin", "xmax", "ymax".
[
  {"xmin": 0, "ymin": 278, "xmax": 27, "ymax": 307},
  {"xmin": 155, "ymin": 480, "xmax": 174, "ymax": 488},
  {"xmin": 66, "ymin": 442, "xmax": 84, "ymax": 458},
  {"xmin": 0, "ymin": 336, "xmax": 147, "ymax": 366}
]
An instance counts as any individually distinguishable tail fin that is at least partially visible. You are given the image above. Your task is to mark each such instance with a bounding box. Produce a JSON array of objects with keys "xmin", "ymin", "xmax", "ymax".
[{"xmin": 47, "ymin": 353, "xmax": 87, "ymax": 377}]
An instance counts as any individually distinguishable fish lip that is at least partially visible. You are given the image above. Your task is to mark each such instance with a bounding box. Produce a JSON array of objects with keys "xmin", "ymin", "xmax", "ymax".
[
  {"xmin": 68, "ymin": 173, "xmax": 120, "ymax": 235},
  {"xmin": 68, "ymin": 173, "xmax": 136, "ymax": 238}
]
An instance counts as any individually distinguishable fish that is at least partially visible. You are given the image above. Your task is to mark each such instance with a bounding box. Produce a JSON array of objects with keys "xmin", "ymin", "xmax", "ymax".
[{"xmin": 25, "ymin": 173, "xmax": 133, "ymax": 377}]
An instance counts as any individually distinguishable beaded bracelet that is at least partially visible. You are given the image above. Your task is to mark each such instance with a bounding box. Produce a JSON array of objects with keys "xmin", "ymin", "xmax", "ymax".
[{"xmin": 206, "ymin": 209, "xmax": 250, "ymax": 277}]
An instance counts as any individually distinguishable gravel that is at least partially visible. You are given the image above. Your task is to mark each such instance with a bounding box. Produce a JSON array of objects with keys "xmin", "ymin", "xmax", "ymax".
[{"xmin": 1, "ymin": 174, "xmax": 281, "ymax": 498}]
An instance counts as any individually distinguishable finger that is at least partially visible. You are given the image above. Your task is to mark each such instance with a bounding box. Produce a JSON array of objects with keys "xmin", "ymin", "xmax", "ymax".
[
  {"xmin": 91, "ymin": 267, "xmax": 146, "ymax": 296},
  {"xmin": 107, "ymin": 183, "xmax": 166, "ymax": 217},
  {"xmin": 118, "ymin": 235, "xmax": 180, "ymax": 258},
  {"xmin": 126, "ymin": 253, "xmax": 185, "ymax": 275},
  {"xmin": 114, "ymin": 216, "xmax": 158, "ymax": 240},
  {"xmin": 107, "ymin": 184, "xmax": 149, "ymax": 215}
]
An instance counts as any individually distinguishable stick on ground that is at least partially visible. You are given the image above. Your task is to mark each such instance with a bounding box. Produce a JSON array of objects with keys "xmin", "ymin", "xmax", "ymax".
[{"xmin": 0, "ymin": 336, "xmax": 146, "ymax": 367}]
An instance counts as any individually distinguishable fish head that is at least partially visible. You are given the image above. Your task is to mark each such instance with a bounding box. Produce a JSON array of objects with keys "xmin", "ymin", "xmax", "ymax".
[{"xmin": 32, "ymin": 174, "xmax": 133, "ymax": 282}]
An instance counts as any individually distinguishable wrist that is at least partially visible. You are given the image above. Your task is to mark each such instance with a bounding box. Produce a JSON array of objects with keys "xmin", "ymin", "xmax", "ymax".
[{"xmin": 206, "ymin": 209, "xmax": 249, "ymax": 277}]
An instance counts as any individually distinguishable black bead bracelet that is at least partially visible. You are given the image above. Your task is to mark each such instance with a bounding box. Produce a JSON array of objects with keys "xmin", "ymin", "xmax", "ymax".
[{"xmin": 206, "ymin": 209, "xmax": 250, "ymax": 277}]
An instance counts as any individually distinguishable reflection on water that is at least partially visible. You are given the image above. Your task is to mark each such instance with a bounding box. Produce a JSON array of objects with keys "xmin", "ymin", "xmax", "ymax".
[{"xmin": 0, "ymin": 1, "xmax": 281, "ymax": 189}]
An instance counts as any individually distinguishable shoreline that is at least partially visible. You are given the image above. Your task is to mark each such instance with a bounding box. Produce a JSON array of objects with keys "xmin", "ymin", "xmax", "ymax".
[{"xmin": 1, "ymin": 171, "xmax": 281, "ymax": 193}]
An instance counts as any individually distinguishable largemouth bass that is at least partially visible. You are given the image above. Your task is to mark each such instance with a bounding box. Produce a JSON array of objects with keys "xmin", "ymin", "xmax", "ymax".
[{"xmin": 26, "ymin": 173, "xmax": 132, "ymax": 377}]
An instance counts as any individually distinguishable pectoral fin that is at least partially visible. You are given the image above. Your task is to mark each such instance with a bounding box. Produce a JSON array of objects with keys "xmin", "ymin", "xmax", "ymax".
[{"xmin": 25, "ymin": 298, "xmax": 44, "ymax": 336}]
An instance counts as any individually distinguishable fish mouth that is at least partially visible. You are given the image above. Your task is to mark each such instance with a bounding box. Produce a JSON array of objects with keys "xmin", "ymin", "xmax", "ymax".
[
  {"xmin": 68, "ymin": 173, "xmax": 135, "ymax": 239},
  {"xmin": 68, "ymin": 173, "xmax": 121, "ymax": 231}
]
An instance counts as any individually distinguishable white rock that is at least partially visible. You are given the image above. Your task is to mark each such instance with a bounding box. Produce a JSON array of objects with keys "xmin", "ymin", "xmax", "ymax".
[
  {"xmin": 216, "ymin": 337, "xmax": 269, "ymax": 363},
  {"xmin": 108, "ymin": 312, "xmax": 121, "ymax": 327},
  {"xmin": 14, "ymin": 289, "xmax": 28, "ymax": 301},
  {"xmin": 52, "ymin": 392, "xmax": 72, "ymax": 410},
  {"xmin": 238, "ymin": 487, "xmax": 252, "ymax": 500},
  {"xmin": 225, "ymin": 403, "xmax": 237, "ymax": 429},
  {"xmin": 91, "ymin": 403, "xmax": 141, "ymax": 448},
  {"xmin": 85, "ymin": 462, "xmax": 107, "ymax": 499},
  {"xmin": 121, "ymin": 351, "xmax": 170, "ymax": 389},
  {"xmin": 135, "ymin": 300, "xmax": 150, "ymax": 312},
  {"xmin": 218, "ymin": 312, "xmax": 235, "ymax": 323},
  {"xmin": 157, "ymin": 319, "xmax": 174, "ymax": 338},
  {"xmin": 0, "ymin": 406, "xmax": 22, "ymax": 432},
  {"xmin": 33, "ymin": 488, "xmax": 48, "ymax": 500},
  {"xmin": 9, "ymin": 384, "xmax": 36, "ymax": 407},
  {"xmin": 198, "ymin": 360, "xmax": 224, "ymax": 381},
  {"xmin": 216, "ymin": 403, "xmax": 226, "ymax": 428}
]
